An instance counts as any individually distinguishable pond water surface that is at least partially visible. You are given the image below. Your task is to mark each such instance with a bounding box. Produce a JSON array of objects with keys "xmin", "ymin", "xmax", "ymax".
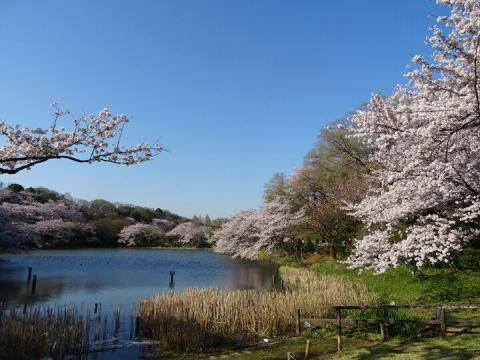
[
  {"xmin": 0, "ymin": 248, "xmax": 277, "ymax": 308},
  {"xmin": 0, "ymin": 248, "xmax": 277, "ymax": 359}
]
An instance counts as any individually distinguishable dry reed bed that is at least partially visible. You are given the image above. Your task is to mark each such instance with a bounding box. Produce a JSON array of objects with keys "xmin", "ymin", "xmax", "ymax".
[
  {"xmin": 139, "ymin": 267, "xmax": 377, "ymax": 351},
  {"xmin": 0, "ymin": 304, "xmax": 123, "ymax": 360},
  {"xmin": 0, "ymin": 305, "xmax": 89, "ymax": 359}
]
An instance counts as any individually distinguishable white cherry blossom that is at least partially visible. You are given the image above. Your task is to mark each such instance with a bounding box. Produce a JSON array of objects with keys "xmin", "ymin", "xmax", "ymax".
[
  {"xmin": 0, "ymin": 103, "xmax": 162, "ymax": 174},
  {"xmin": 348, "ymin": 0, "xmax": 480, "ymax": 272}
]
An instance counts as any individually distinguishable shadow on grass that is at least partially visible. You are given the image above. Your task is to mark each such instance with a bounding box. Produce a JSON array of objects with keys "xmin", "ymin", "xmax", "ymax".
[
  {"xmin": 417, "ymin": 271, "xmax": 480, "ymax": 303},
  {"xmin": 351, "ymin": 335, "xmax": 480, "ymax": 360}
]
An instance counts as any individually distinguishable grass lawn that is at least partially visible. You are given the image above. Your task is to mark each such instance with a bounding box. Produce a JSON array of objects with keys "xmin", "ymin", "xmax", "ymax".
[
  {"xmin": 287, "ymin": 255, "xmax": 480, "ymax": 305},
  {"xmin": 188, "ymin": 334, "xmax": 480, "ymax": 360},
  {"xmin": 329, "ymin": 335, "xmax": 480, "ymax": 360},
  {"xmin": 177, "ymin": 336, "xmax": 365, "ymax": 360}
]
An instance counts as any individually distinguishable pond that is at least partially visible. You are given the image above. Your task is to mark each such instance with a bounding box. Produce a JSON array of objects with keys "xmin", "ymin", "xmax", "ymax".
[
  {"xmin": 0, "ymin": 248, "xmax": 277, "ymax": 306},
  {"xmin": 0, "ymin": 248, "xmax": 278, "ymax": 359}
]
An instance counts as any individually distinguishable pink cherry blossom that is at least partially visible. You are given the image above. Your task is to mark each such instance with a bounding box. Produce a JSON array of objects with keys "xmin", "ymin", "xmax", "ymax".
[
  {"xmin": 0, "ymin": 103, "xmax": 162, "ymax": 174},
  {"xmin": 214, "ymin": 200, "xmax": 304, "ymax": 259},
  {"xmin": 347, "ymin": 0, "xmax": 480, "ymax": 272}
]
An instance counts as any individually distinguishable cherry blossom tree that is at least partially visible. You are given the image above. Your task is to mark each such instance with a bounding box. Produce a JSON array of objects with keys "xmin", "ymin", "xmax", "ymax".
[
  {"xmin": 214, "ymin": 200, "xmax": 304, "ymax": 259},
  {"xmin": 16, "ymin": 220, "xmax": 95, "ymax": 248},
  {"xmin": 255, "ymin": 200, "xmax": 305, "ymax": 258},
  {"xmin": 213, "ymin": 210, "xmax": 259, "ymax": 258},
  {"xmin": 1, "ymin": 201, "xmax": 83, "ymax": 223},
  {"xmin": 167, "ymin": 221, "xmax": 209, "ymax": 246},
  {"xmin": 118, "ymin": 223, "xmax": 167, "ymax": 247},
  {"xmin": 348, "ymin": 0, "xmax": 480, "ymax": 272},
  {"xmin": 0, "ymin": 197, "xmax": 92, "ymax": 247},
  {"xmin": 0, "ymin": 104, "xmax": 162, "ymax": 174},
  {"xmin": 0, "ymin": 207, "xmax": 13, "ymax": 247},
  {"xmin": 152, "ymin": 218, "xmax": 176, "ymax": 231}
]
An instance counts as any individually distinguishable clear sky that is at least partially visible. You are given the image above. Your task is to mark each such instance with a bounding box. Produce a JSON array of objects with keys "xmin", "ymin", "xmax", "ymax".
[{"xmin": 0, "ymin": 0, "xmax": 446, "ymax": 218}]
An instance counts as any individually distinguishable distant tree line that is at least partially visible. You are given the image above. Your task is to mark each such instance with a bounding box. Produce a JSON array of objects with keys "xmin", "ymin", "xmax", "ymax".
[{"xmin": 0, "ymin": 183, "xmax": 214, "ymax": 249}]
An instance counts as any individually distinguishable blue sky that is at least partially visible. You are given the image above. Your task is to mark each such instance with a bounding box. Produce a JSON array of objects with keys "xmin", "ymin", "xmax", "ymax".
[{"xmin": 0, "ymin": 0, "xmax": 446, "ymax": 218}]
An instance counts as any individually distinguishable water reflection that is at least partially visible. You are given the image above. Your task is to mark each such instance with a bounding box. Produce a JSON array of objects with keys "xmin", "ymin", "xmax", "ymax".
[
  {"xmin": 0, "ymin": 275, "xmax": 66, "ymax": 304},
  {"xmin": 0, "ymin": 249, "xmax": 277, "ymax": 308}
]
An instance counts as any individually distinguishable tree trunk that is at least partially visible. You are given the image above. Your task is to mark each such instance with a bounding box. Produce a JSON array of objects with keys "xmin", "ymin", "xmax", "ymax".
[{"xmin": 330, "ymin": 243, "xmax": 337, "ymax": 259}]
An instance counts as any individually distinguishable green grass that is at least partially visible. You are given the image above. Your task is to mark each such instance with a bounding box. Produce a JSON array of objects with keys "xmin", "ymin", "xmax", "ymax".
[
  {"xmin": 174, "ymin": 336, "xmax": 371, "ymax": 360},
  {"xmin": 330, "ymin": 334, "xmax": 480, "ymax": 360},
  {"xmin": 309, "ymin": 258, "xmax": 480, "ymax": 305},
  {"xmin": 182, "ymin": 334, "xmax": 480, "ymax": 360}
]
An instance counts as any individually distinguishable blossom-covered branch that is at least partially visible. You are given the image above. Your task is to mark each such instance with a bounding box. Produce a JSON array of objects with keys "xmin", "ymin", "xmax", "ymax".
[
  {"xmin": 348, "ymin": 0, "xmax": 480, "ymax": 272},
  {"xmin": 0, "ymin": 104, "xmax": 162, "ymax": 174}
]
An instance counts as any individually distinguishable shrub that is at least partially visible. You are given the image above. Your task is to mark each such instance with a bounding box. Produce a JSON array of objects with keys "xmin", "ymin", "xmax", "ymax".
[
  {"xmin": 450, "ymin": 248, "xmax": 480, "ymax": 271},
  {"xmin": 129, "ymin": 207, "xmax": 155, "ymax": 223},
  {"xmin": 7, "ymin": 184, "xmax": 24, "ymax": 193},
  {"xmin": 26, "ymin": 187, "xmax": 64, "ymax": 203},
  {"xmin": 94, "ymin": 218, "xmax": 125, "ymax": 246}
]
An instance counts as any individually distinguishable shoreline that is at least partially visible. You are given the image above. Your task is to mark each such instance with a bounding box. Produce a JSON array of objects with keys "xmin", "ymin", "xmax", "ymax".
[{"xmin": 0, "ymin": 245, "xmax": 213, "ymax": 252}]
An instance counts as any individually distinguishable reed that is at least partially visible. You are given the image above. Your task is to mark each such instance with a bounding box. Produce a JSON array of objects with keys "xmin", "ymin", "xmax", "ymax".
[
  {"xmin": 0, "ymin": 303, "xmax": 121, "ymax": 360},
  {"xmin": 139, "ymin": 267, "xmax": 377, "ymax": 351},
  {"xmin": 0, "ymin": 267, "xmax": 378, "ymax": 356}
]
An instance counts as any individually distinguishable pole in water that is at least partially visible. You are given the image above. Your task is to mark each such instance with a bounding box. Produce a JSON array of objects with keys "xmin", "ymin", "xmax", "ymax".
[
  {"xmin": 135, "ymin": 315, "xmax": 140, "ymax": 337},
  {"xmin": 31, "ymin": 275, "xmax": 37, "ymax": 296},
  {"xmin": 27, "ymin": 267, "xmax": 32, "ymax": 281},
  {"xmin": 169, "ymin": 271, "xmax": 176, "ymax": 289}
]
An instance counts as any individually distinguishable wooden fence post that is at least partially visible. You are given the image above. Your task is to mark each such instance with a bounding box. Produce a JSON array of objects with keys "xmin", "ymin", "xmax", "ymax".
[
  {"xmin": 436, "ymin": 306, "xmax": 441, "ymax": 335},
  {"xmin": 304, "ymin": 339, "xmax": 311, "ymax": 359},
  {"xmin": 336, "ymin": 307, "xmax": 343, "ymax": 352},
  {"xmin": 380, "ymin": 307, "xmax": 389, "ymax": 341},
  {"xmin": 296, "ymin": 308, "xmax": 301, "ymax": 335},
  {"xmin": 439, "ymin": 306, "xmax": 447, "ymax": 339},
  {"xmin": 384, "ymin": 307, "xmax": 390, "ymax": 339}
]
